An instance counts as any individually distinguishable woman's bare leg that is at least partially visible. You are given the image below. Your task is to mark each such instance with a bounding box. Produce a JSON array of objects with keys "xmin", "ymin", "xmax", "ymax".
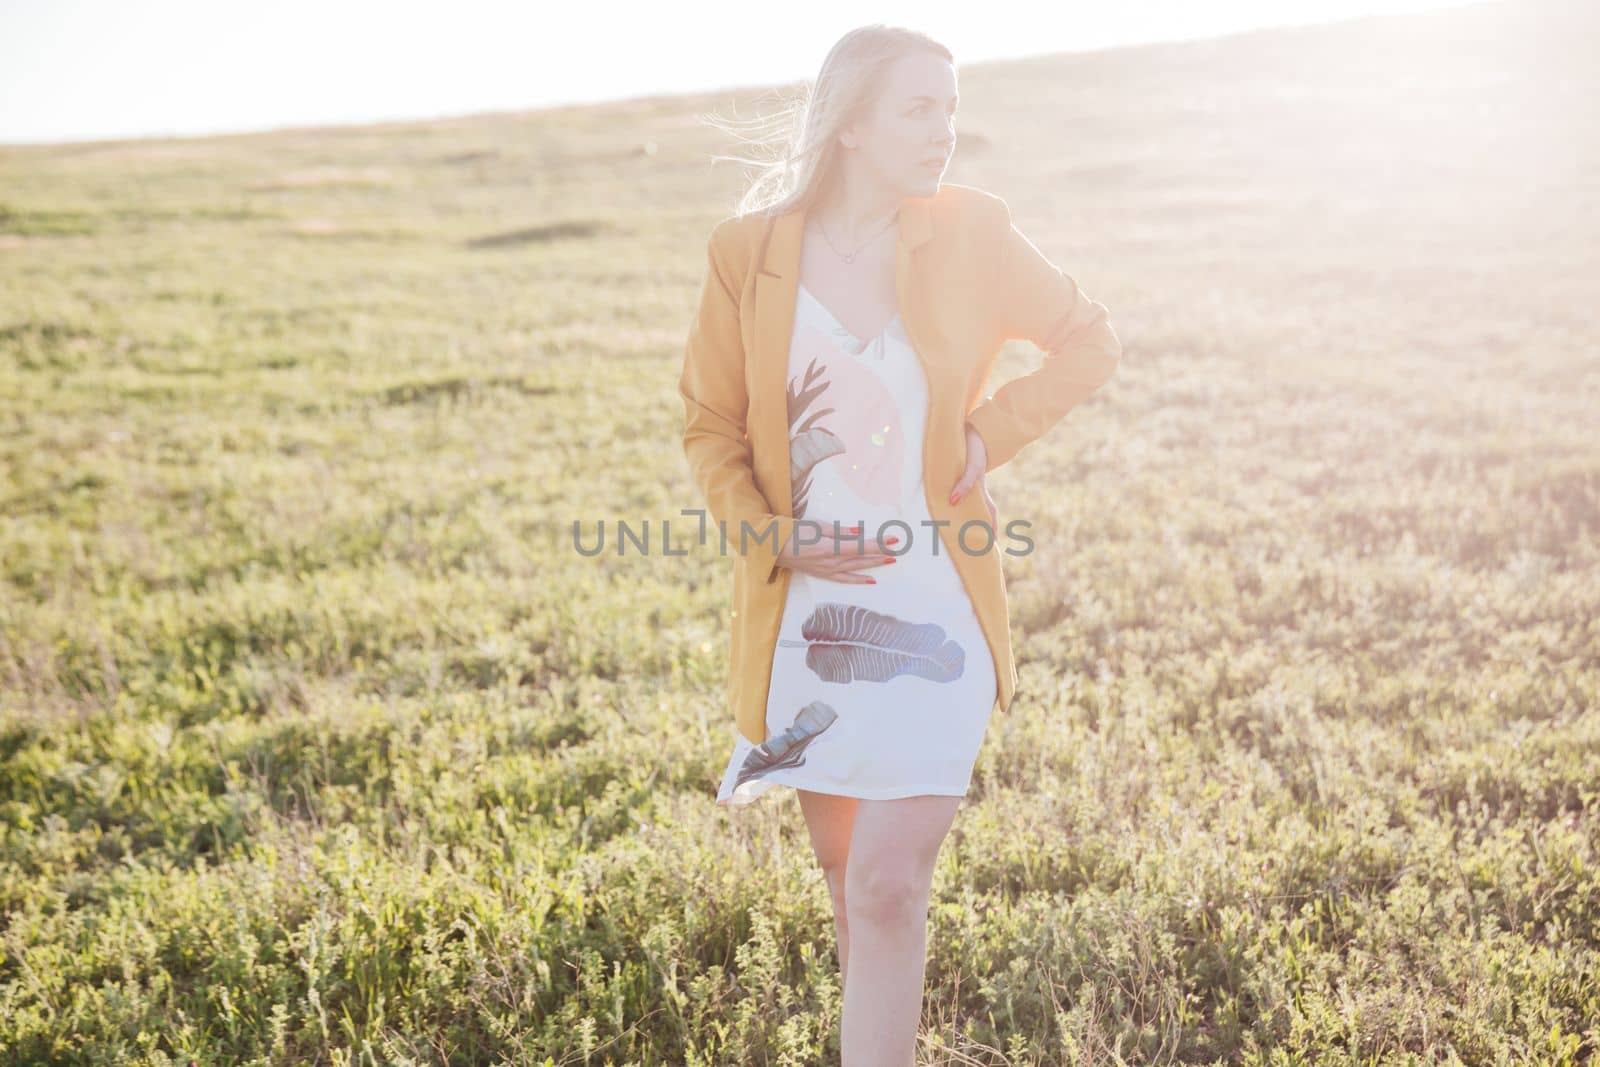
[
  {"xmin": 840, "ymin": 794, "xmax": 963, "ymax": 1067},
  {"xmin": 797, "ymin": 789, "xmax": 860, "ymax": 986}
]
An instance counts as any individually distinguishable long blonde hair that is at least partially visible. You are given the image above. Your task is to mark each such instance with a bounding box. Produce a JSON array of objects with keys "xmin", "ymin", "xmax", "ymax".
[{"xmin": 699, "ymin": 25, "xmax": 954, "ymax": 219}]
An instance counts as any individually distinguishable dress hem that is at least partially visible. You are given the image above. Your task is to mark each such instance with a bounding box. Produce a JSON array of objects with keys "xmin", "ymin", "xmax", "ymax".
[{"xmin": 717, "ymin": 776, "xmax": 971, "ymax": 807}]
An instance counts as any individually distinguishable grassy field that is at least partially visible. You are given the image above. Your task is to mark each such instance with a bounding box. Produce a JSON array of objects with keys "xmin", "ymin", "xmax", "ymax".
[{"xmin": 2, "ymin": 1, "xmax": 1597, "ymax": 1063}]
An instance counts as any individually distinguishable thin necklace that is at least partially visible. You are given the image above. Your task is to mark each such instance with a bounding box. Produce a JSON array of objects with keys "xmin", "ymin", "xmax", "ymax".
[{"xmin": 810, "ymin": 210, "xmax": 899, "ymax": 264}]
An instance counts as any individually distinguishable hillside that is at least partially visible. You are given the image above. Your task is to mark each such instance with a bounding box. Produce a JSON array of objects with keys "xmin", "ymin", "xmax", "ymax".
[{"xmin": 1, "ymin": 1, "xmax": 1596, "ymax": 1062}]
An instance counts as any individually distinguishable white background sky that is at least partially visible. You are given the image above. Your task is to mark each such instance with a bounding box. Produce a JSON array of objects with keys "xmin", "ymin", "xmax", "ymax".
[{"xmin": 1, "ymin": 0, "xmax": 1484, "ymax": 145}]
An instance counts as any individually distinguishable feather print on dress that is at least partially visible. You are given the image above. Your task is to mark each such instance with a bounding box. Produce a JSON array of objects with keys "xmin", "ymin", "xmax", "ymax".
[
  {"xmin": 786, "ymin": 357, "xmax": 844, "ymax": 520},
  {"xmin": 733, "ymin": 700, "xmax": 840, "ymax": 788},
  {"xmin": 778, "ymin": 602, "xmax": 965, "ymax": 685}
]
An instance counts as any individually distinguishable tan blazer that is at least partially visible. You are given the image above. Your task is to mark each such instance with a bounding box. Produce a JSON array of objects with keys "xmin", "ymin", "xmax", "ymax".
[{"xmin": 678, "ymin": 181, "xmax": 1121, "ymax": 746}]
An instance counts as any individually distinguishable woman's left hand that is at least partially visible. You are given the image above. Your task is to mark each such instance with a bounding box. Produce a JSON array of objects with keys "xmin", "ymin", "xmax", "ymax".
[{"xmin": 950, "ymin": 424, "xmax": 997, "ymax": 528}]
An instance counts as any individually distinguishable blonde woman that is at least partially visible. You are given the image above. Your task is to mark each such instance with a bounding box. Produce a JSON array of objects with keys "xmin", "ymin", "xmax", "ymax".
[{"xmin": 678, "ymin": 24, "xmax": 1122, "ymax": 1064}]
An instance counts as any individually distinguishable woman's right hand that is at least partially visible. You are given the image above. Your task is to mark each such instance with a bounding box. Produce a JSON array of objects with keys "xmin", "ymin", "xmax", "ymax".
[{"xmin": 777, "ymin": 524, "xmax": 899, "ymax": 584}]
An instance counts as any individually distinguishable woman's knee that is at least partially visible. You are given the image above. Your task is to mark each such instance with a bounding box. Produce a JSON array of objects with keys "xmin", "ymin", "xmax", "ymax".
[{"xmin": 844, "ymin": 859, "xmax": 928, "ymax": 929}]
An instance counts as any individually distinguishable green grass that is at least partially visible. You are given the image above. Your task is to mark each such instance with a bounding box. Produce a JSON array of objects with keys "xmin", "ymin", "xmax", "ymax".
[{"xmin": 2, "ymin": 2, "xmax": 1598, "ymax": 1063}]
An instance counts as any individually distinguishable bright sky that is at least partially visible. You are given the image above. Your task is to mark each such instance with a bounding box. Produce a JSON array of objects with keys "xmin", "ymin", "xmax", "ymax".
[{"xmin": 1, "ymin": 0, "xmax": 1483, "ymax": 145}]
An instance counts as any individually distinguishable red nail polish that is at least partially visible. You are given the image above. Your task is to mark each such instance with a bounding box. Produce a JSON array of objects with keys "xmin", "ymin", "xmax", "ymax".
[
  {"xmin": 866, "ymin": 577, "xmax": 877, "ymax": 584},
  {"xmin": 886, "ymin": 536, "xmax": 899, "ymax": 545}
]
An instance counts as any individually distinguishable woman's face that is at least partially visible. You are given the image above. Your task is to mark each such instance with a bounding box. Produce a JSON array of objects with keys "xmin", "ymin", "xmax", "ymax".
[{"xmin": 843, "ymin": 52, "xmax": 958, "ymax": 199}]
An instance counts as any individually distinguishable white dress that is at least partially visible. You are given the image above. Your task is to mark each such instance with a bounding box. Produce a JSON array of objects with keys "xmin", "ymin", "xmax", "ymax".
[{"xmin": 715, "ymin": 283, "xmax": 998, "ymax": 806}]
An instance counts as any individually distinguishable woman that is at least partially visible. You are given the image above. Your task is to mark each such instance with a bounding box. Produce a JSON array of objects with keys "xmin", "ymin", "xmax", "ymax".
[{"xmin": 678, "ymin": 24, "xmax": 1122, "ymax": 1064}]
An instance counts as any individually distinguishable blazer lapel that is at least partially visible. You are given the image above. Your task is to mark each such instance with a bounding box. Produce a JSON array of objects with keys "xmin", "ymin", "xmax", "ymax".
[{"xmin": 748, "ymin": 195, "xmax": 937, "ymax": 527}]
